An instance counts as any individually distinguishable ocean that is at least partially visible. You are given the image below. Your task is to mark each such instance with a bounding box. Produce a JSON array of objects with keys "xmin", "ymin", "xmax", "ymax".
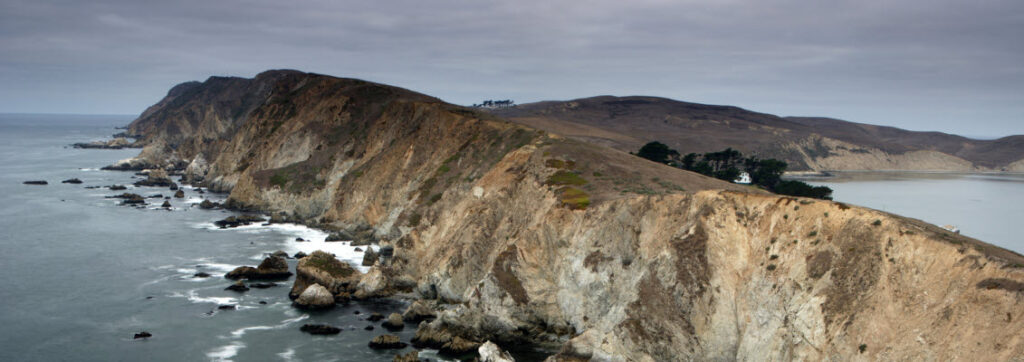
[{"xmin": 0, "ymin": 114, "xmax": 432, "ymax": 362}]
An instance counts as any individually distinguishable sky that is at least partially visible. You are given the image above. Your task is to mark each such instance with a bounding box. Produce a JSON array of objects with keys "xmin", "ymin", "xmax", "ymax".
[{"xmin": 1, "ymin": 0, "xmax": 1022, "ymax": 138}]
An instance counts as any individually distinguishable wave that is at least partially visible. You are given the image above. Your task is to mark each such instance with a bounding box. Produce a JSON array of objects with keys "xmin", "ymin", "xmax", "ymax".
[
  {"xmin": 206, "ymin": 341, "xmax": 245, "ymax": 362},
  {"xmin": 228, "ymin": 314, "xmax": 309, "ymax": 338}
]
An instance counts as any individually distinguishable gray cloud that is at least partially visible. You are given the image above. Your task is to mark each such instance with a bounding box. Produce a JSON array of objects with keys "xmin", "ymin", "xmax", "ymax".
[{"xmin": 1, "ymin": 0, "xmax": 1021, "ymax": 137}]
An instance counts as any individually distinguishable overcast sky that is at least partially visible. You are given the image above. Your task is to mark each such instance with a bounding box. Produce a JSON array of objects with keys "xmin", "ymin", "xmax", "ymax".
[{"xmin": 1, "ymin": 0, "xmax": 1022, "ymax": 138}]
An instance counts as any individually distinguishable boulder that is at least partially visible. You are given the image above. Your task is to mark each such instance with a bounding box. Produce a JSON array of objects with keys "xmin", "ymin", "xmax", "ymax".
[
  {"xmin": 288, "ymin": 250, "xmax": 361, "ymax": 299},
  {"xmin": 217, "ymin": 305, "xmax": 235, "ymax": 310},
  {"xmin": 364, "ymin": 325, "xmax": 374, "ymax": 331},
  {"xmin": 367, "ymin": 313, "xmax": 385, "ymax": 322},
  {"xmin": 193, "ymin": 272, "xmax": 211, "ymax": 278},
  {"xmin": 271, "ymin": 250, "xmax": 289, "ymax": 259},
  {"xmin": 225, "ymin": 280, "xmax": 249, "ymax": 292},
  {"xmin": 173, "ymin": 190, "xmax": 184, "ymax": 198},
  {"xmin": 161, "ymin": 200, "xmax": 171, "ymax": 208},
  {"xmin": 250, "ymin": 282, "xmax": 277, "ymax": 289},
  {"xmin": 108, "ymin": 185, "xmax": 127, "ymax": 190},
  {"xmin": 294, "ymin": 283, "xmax": 335, "ymax": 310},
  {"xmin": 61, "ymin": 178, "xmax": 83, "ymax": 184},
  {"xmin": 293, "ymin": 251, "xmax": 307, "ymax": 259},
  {"xmin": 479, "ymin": 341, "xmax": 515, "ymax": 362},
  {"xmin": 361, "ymin": 248, "xmax": 379, "ymax": 266},
  {"xmin": 393, "ymin": 350, "xmax": 419, "ymax": 362},
  {"xmin": 325, "ymin": 231, "xmax": 353, "ymax": 242},
  {"xmin": 213, "ymin": 214, "xmax": 265, "ymax": 228},
  {"xmin": 295, "ymin": 237, "xmax": 305, "ymax": 242},
  {"xmin": 225, "ymin": 266, "xmax": 258, "ymax": 279},
  {"xmin": 300, "ymin": 324, "xmax": 341, "ymax": 335},
  {"xmin": 402, "ymin": 300, "xmax": 436, "ymax": 322},
  {"xmin": 168, "ymin": 183, "xmax": 179, "ymax": 191},
  {"xmin": 382, "ymin": 313, "xmax": 404, "ymax": 330},
  {"xmin": 22, "ymin": 180, "xmax": 48, "ymax": 185},
  {"xmin": 198, "ymin": 199, "xmax": 220, "ymax": 209},
  {"xmin": 133, "ymin": 331, "xmax": 152, "ymax": 339},
  {"xmin": 440, "ymin": 336, "xmax": 481, "ymax": 356},
  {"xmin": 253, "ymin": 256, "xmax": 292, "ymax": 279},
  {"xmin": 367, "ymin": 334, "xmax": 407, "ymax": 349},
  {"xmin": 133, "ymin": 169, "xmax": 175, "ymax": 187}
]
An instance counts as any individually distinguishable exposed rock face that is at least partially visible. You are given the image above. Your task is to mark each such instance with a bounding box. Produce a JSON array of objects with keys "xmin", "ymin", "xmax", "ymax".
[
  {"xmin": 293, "ymin": 283, "xmax": 334, "ymax": 310},
  {"xmin": 392, "ymin": 350, "xmax": 419, "ymax": 362},
  {"xmin": 73, "ymin": 137, "xmax": 136, "ymax": 149},
  {"xmin": 401, "ymin": 300, "xmax": 436, "ymax": 323},
  {"xmin": 289, "ymin": 250, "xmax": 361, "ymax": 300},
  {"xmin": 440, "ymin": 336, "xmax": 480, "ymax": 356},
  {"xmin": 117, "ymin": 70, "xmax": 1024, "ymax": 360},
  {"xmin": 361, "ymin": 248, "xmax": 379, "ymax": 267}
]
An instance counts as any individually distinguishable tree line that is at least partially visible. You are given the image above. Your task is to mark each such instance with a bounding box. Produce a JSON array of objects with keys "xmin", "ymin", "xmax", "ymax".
[
  {"xmin": 473, "ymin": 100, "xmax": 515, "ymax": 108},
  {"xmin": 636, "ymin": 141, "xmax": 832, "ymax": 200}
]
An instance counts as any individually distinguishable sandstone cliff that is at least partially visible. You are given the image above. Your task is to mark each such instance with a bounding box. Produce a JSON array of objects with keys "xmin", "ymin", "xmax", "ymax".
[{"xmin": 120, "ymin": 70, "xmax": 1024, "ymax": 360}]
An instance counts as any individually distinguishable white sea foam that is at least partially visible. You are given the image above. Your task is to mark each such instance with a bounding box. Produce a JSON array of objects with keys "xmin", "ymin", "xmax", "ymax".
[
  {"xmin": 277, "ymin": 348, "xmax": 296, "ymax": 361},
  {"xmin": 196, "ymin": 221, "xmax": 372, "ymax": 272},
  {"xmin": 78, "ymin": 167, "xmax": 100, "ymax": 171},
  {"xmin": 228, "ymin": 315, "xmax": 309, "ymax": 338},
  {"xmin": 172, "ymin": 289, "xmax": 236, "ymax": 305},
  {"xmin": 206, "ymin": 341, "xmax": 245, "ymax": 362}
]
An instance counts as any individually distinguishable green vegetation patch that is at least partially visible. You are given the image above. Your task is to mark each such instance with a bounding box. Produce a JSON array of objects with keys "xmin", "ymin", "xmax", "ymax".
[
  {"xmin": 305, "ymin": 253, "xmax": 354, "ymax": 278},
  {"xmin": 558, "ymin": 187, "xmax": 591, "ymax": 210},
  {"xmin": 546, "ymin": 170, "xmax": 588, "ymax": 186},
  {"xmin": 270, "ymin": 171, "xmax": 289, "ymax": 188}
]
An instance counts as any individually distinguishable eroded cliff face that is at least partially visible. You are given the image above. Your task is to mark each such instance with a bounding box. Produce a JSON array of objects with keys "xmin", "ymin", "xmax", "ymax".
[{"xmin": 121, "ymin": 70, "xmax": 1024, "ymax": 361}]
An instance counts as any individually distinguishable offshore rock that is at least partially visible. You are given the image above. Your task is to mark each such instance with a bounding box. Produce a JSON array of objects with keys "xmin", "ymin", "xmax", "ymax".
[
  {"xmin": 289, "ymin": 250, "xmax": 361, "ymax": 299},
  {"xmin": 300, "ymin": 323, "xmax": 341, "ymax": 335},
  {"xmin": 479, "ymin": 341, "xmax": 515, "ymax": 362},
  {"xmin": 293, "ymin": 283, "xmax": 334, "ymax": 310},
  {"xmin": 382, "ymin": 313, "xmax": 404, "ymax": 330},
  {"xmin": 367, "ymin": 334, "xmax": 407, "ymax": 349}
]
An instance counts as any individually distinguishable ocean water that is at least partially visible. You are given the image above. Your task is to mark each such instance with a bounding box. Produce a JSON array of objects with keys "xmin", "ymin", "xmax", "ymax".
[
  {"xmin": 796, "ymin": 172, "xmax": 1024, "ymax": 254},
  {"xmin": 0, "ymin": 114, "xmax": 434, "ymax": 362}
]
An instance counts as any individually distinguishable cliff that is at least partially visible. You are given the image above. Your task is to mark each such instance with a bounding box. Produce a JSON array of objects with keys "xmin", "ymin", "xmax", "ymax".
[
  {"xmin": 120, "ymin": 70, "xmax": 1024, "ymax": 360},
  {"xmin": 491, "ymin": 96, "xmax": 1024, "ymax": 172}
]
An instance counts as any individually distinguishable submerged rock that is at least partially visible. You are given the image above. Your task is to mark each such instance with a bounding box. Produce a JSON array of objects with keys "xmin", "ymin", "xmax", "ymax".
[
  {"xmin": 251, "ymin": 282, "xmax": 277, "ymax": 289},
  {"xmin": 108, "ymin": 185, "xmax": 127, "ymax": 191},
  {"xmin": 294, "ymin": 283, "xmax": 334, "ymax": 310},
  {"xmin": 300, "ymin": 324, "xmax": 341, "ymax": 335},
  {"xmin": 367, "ymin": 334, "xmax": 407, "ymax": 349},
  {"xmin": 61, "ymin": 178, "xmax": 83, "ymax": 184},
  {"xmin": 22, "ymin": 180, "xmax": 47, "ymax": 185},
  {"xmin": 133, "ymin": 331, "xmax": 152, "ymax": 339},
  {"xmin": 193, "ymin": 272, "xmax": 211, "ymax": 278},
  {"xmin": 173, "ymin": 190, "xmax": 184, "ymax": 198},
  {"xmin": 225, "ymin": 280, "xmax": 249, "ymax": 292},
  {"xmin": 367, "ymin": 313, "xmax": 385, "ymax": 322},
  {"xmin": 217, "ymin": 305, "xmax": 236, "ymax": 310},
  {"xmin": 293, "ymin": 251, "xmax": 307, "ymax": 259}
]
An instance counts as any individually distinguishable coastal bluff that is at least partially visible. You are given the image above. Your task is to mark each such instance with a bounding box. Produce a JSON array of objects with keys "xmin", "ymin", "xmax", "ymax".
[{"xmin": 115, "ymin": 70, "xmax": 1024, "ymax": 360}]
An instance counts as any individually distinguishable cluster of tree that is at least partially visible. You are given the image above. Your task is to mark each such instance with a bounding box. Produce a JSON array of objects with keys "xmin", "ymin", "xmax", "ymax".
[
  {"xmin": 636, "ymin": 141, "xmax": 832, "ymax": 200},
  {"xmin": 473, "ymin": 99, "xmax": 515, "ymax": 108}
]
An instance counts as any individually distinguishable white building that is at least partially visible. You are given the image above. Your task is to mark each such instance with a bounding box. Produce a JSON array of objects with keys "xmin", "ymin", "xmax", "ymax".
[{"xmin": 734, "ymin": 171, "xmax": 751, "ymax": 184}]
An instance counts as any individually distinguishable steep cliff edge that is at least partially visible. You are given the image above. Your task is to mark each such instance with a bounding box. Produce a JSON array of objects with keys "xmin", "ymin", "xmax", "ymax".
[{"xmin": 120, "ymin": 71, "xmax": 1024, "ymax": 360}]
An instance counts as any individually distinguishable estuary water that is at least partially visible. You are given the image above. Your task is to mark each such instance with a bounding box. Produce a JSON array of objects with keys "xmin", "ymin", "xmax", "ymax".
[
  {"xmin": 0, "ymin": 114, "xmax": 432, "ymax": 362},
  {"xmin": 795, "ymin": 172, "xmax": 1024, "ymax": 254}
]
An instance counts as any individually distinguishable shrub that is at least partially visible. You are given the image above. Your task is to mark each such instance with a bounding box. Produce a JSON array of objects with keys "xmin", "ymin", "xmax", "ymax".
[
  {"xmin": 270, "ymin": 171, "xmax": 289, "ymax": 188},
  {"xmin": 872, "ymin": 220, "xmax": 882, "ymax": 226},
  {"xmin": 546, "ymin": 171, "xmax": 588, "ymax": 186},
  {"xmin": 766, "ymin": 264, "xmax": 777, "ymax": 271}
]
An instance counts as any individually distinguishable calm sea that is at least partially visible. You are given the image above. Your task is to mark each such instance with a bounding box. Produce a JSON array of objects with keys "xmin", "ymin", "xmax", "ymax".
[
  {"xmin": 0, "ymin": 114, "xmax": 441, "ymax": 362},
  {"xmin": 796, "ymin": 172, "xmax": 1024, "ymax": 254}
]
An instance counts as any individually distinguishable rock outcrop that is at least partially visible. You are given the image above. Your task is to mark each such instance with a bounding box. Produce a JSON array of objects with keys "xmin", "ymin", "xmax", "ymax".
[
  {"xmin": 224, "ymin": 256, "xmax": 292, "ymax": 280},
  {"xmin": 293, "ymin": 283, "xmax": 334, "ymax": 309},
  {"xmin": 114, "ymin": 70, "xmax": 1024, "ymax": 360},
  {"xmin": 479, "ymin": 341, "xmax": 515, "ymax": 362},
  {"xmin": 367, "ymin": 334, "xmax": 407, "ymax": 349},
  {"xmin": 288, "ymin": 250, "xmax": 361, "ymax": 300}
]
